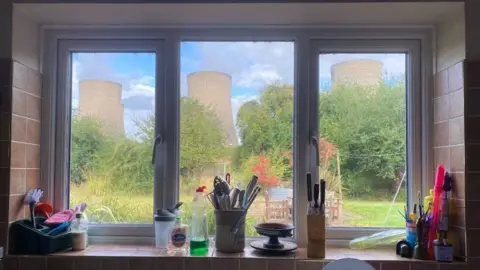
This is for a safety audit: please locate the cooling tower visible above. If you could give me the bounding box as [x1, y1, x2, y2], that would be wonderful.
[78, 79, 125, 136]
[187, 71, 238, 146]
[331, 59, 383, 88]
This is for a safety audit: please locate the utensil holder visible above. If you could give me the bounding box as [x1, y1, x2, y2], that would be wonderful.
[215, 210, 245, 253]
[307, 214, 325, 258]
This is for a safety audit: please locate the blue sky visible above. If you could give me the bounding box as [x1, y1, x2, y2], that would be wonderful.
[71, 43, 405, 137]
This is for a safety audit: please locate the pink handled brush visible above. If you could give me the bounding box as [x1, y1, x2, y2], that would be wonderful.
[428, 164, 445, 257]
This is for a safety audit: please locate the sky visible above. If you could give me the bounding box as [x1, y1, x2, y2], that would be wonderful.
[71, 42, 406, 137]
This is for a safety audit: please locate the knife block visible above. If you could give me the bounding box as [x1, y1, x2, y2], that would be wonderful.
[307, 214, 325, 258]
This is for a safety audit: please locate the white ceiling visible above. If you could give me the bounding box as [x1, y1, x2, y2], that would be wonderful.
[16, 2, 463, 26]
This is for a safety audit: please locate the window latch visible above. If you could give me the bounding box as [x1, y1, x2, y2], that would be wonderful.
[152, 134, 164, 165]
[310, 136, 320, 167]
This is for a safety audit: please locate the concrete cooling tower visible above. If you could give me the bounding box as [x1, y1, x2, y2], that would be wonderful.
[78, 79, 125, 136]
[187, 71, 238, 146]
[331, 59, 383, 88]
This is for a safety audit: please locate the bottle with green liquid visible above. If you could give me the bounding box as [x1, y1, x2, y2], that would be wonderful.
[190, 186, 209, 256]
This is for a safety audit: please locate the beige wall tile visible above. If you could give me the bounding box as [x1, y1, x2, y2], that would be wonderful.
[9, 168, 25, 195]
[0, 113, 11, 141]
[9, 194, 25, 221]
[26, 169, 40, 190]
[452, 227, 466, 258]
[12, 88, 27, 117]
[434, 96, 449, 123]
[451, 172, 465, 200]
[451, 145, 465, 172]
[26, 119, 40, 144]
[435, 69, 448, 98]
[452, 206, 466, 227]
[239, 258, 267, 270]
[26, 94, 41, 120]
[26, 68, 41, 97]
[10, 142, 25, 168]
[449, 89, 464, 118]
[450, 117, 464, 145]
[434, 121, 449, 147]
[0, 142, 9, 168]
[12, 61, 28, 90]
[11, 115, 26, 143]
[449, 61, 465, 92]
[26, 144, 40, 169]
[434, 147, 450, 171]
[212, 258, 239, 270]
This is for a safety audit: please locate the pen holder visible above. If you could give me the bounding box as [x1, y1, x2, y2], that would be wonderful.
[307, 214, 325, 258]
[215, 210, 245, 253]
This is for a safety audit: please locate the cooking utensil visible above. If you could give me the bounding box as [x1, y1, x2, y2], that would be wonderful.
[24, 188, 44, 229]
[307, 173, 312, 206]
[238, 190, 246, 209]
[245, 175, 258, 199]
[313, 183, 319, 209]
[34, 203, 53, 218]
[230, 188, 240, 209]
[225, 173, 231, 185]
[320, 179, 326, 213]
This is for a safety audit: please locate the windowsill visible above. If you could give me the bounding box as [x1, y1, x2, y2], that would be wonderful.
[8, 244, 466, 266]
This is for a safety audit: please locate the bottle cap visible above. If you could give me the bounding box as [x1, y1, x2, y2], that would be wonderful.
[196, 186, 207, 193]
[154, 208, 176, 221]
[75, 212, 82, 218]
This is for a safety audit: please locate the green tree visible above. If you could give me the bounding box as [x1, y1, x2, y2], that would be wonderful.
[70, 115, 109, 185]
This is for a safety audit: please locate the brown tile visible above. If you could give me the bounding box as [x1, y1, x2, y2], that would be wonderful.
[466, 89, 480, 116]
[12, 88, 27, 117]
[11, 115, 26, 143]
[26, 119, 40, 144]
[434, 147, 450, 171]
[296, 260, 324, 270]
[10, 142, 25, 168]
[452, 227, 466, 257]
[212, 258, 239, 270]
[466, 117, 480, 144]
[434, 96, 449, 123]
[267, 259, 295, 270]
[26, 94, 41, 121]
[103, 257, 130, 270]
[0, 222, 7, 252]
[0, 168, 9, 195]
[0, 141, 10, 168]
[451, 206, 465, 228]
[466, 144, 480, 171]
[451, 172, 465, 200]
[365, 261, 380, 270]
[239, 258, 267, 270]
[410, 262, 440, 270]
[75, 257, 103, 270]
[12, 61, 28, 90]
[449, 61, 464, 93]
[10, 169, 25, 195]
[467, 62, 480, 88]
[434, 121, 449, 147]
[467, 229, 480, 257]
[449, 117, 464, 145]
[129, 257, 155, 270]
[435, 69, 448, 98]
[185, 257, 210, 270]
[46, 257, 74, 270]
[26, 68, 41, 97]
[448, 89, 464, 118]
[467, 201, 480, 228]
[0, 195, 8, 222]
[26, 169, 40, 190]
[380, 262, 410, 270]
[0, 112, 11, 141]
[9, 194, 25, 221]
[466, 173, 480, 201]
[450, 145, 465, 172]
[18, 256, 47, 270]
[156, 257, 183, 270]
[3, 256, 19, 270]
[439, 262, 468, 270]
[26, 144, 40, 169]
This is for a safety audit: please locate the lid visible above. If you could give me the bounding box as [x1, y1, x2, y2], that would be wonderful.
[154, 208, 176, 221]
[75, 212, 82, 218]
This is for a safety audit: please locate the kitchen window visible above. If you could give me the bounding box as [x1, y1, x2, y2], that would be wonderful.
[42, 28, 430, 245]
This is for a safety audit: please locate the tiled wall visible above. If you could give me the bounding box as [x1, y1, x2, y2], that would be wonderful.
[433, 60, 466, 259]
[465, 61, 480, 263]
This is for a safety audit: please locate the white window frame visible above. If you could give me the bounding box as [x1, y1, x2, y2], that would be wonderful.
[41, 27, 432, 246]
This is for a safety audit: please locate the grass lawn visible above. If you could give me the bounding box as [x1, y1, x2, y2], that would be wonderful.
[342, 200, 405, 227]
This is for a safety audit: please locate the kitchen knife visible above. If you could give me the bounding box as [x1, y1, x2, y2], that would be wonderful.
[320, 179, 326, 213]
[313, 183, 319, 208]
[307, 173, 312, 205]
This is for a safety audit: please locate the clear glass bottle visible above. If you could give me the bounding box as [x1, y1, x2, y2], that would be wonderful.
[189, 186, 209, 256]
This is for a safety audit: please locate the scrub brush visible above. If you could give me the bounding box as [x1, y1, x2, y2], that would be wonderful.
[24, 188, 44, 229]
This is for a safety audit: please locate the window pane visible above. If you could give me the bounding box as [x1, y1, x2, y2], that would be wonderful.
[180, 42, 294, 236]
[319, 54, 406, 228]
[69, 52, 156, 224]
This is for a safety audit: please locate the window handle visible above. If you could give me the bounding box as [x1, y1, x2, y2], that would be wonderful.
[152, 134, 164, 165]
[310, 136, 320, 167]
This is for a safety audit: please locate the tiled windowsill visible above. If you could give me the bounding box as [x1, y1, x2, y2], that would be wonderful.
[5, 245, 467, 270]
